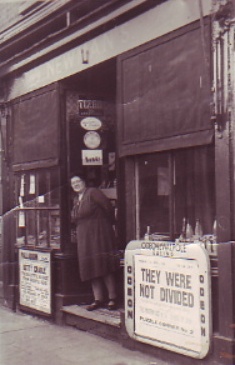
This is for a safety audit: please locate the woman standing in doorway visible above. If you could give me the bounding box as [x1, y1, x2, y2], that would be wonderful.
[71, 174, 119, 311]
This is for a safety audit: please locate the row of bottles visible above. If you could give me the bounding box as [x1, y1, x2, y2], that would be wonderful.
[179, 218, 217, 242]
[144, 219, 217, 242]
[144, 226, 151, 241]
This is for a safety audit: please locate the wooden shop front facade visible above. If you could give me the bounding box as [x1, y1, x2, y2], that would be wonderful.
[1, 1, 235, 364]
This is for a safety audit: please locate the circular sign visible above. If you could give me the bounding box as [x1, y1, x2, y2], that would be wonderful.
[83, 131, 101, 149]
[80, 117, 102, 131]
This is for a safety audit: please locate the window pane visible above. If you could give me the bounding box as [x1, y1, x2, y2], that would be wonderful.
[174, 145, 215, 237]
[50, 210, 60, 248]
[136, 145, 215, 241]
[15, 168, 61, 249]
[49, 169, 60, 208]
[138, 153, 170, 238]
[26, 210, 36, 246]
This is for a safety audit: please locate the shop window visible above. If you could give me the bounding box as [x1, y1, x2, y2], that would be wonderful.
[15, 168, 60, 249]
[137, 152, 170, 239]
[136, 145, 215, 240]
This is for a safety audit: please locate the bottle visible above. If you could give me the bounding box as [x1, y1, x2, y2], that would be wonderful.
[144, 226, 151, 241]
[185, 221, 193, 240]
[213, 219, 217, 238]
[179, 217, 186, 241]
[195, 219, 203, 240]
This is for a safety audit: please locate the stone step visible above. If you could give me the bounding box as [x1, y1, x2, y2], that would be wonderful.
[62, 304, 124, 341]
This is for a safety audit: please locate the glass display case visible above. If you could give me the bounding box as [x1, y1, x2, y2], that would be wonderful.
[15, 167, 60, 249]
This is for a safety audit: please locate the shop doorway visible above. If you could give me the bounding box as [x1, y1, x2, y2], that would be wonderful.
[63, 59, 117, 186]
[63, 59, 119, 247]
[62, 59, 124, 303]
[63, 58, 117, 214]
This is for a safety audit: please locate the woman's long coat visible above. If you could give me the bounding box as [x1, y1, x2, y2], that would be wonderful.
[72, 187, 119, 281]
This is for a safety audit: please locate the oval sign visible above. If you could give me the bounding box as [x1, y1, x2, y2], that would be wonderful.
[80, 117, 102, 131]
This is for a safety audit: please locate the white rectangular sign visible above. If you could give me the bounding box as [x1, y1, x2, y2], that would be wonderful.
[125, 241, 211, 359]
[19, 249, 51, 314]
[135, 255, 200, 351]
[82, 149, 103, 165]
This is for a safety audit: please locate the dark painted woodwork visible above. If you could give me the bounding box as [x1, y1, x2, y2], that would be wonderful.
[124, 157, 136, 243]
[215, 122, 231, 242]
[217, 243, 235, 337]
[117, 19, 212, 157]
[57, 85, 71, 253]
[11, 83, 60, 168]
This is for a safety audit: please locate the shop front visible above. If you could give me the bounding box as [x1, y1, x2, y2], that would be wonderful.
[6, 60, 120, 320]
[1, 0, 235, 364]
[116, 14, 235, 365]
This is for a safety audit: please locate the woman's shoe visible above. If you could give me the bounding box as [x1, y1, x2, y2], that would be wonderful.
[107, 299, 118, 311]
[86, 300, 103, 311]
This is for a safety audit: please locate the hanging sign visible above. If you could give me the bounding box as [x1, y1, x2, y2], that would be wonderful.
[78, 98, 104, 116]
[125, 241, 211, 359]
[80, 117, 102, 131]
[83, 131, 101, 149]
[82, 150, 103, 165]
[19, 249, 52, 315]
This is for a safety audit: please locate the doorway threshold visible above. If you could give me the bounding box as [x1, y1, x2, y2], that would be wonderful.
[62, 304, 121, 327]
[62, 304, 124, 341]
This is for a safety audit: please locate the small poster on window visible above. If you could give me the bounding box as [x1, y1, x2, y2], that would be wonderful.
[37, 195, 45, 203]
[18, 211, 25, 227]
[108, 152, 115, 171]
[20, 174, 25, 197]
[19, 196, 23, 208]
[29, 174, 36, 195]
[157, 167, 170, 196]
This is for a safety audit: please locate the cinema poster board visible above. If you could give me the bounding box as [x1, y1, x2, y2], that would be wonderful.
[19, 249, 52, 315]
[125, 240, 211, 359]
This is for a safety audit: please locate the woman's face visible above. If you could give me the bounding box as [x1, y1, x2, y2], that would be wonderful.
[71, 176, 86, 193]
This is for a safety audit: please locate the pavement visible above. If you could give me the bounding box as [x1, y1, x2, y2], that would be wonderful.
[0, 306, 167, 365]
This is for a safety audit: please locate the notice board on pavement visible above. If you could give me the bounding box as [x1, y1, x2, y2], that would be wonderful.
[125, 240, 211, 359]
[19, 249, 52, 315]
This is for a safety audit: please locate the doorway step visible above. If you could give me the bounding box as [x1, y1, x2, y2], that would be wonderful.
[62, 304, 124, 341]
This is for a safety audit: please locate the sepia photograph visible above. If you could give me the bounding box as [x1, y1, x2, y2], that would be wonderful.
[0, 0, 234, 364]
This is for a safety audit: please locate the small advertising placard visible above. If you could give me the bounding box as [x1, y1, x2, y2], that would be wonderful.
[19, 249, 51, 315]
[125, 241, 211, 359]
[82, 149, 103, 165]
[77, 98, 104, 117]
[83, 131, 101, 149]
[80, 116, 102, 130]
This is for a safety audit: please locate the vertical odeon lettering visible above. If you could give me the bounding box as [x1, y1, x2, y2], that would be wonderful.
[127, 266, 132, 273]
[200, 274, 206, 336]
[127, 265, 133, 319]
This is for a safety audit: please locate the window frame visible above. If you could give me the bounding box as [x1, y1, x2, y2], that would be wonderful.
[134, 145, 215, 241]
[15, 167, 61, 250]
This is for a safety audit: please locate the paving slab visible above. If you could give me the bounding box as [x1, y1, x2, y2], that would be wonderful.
[0, 306, 167, 365]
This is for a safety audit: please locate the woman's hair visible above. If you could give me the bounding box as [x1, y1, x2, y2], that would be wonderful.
[70, 171, 86, 182]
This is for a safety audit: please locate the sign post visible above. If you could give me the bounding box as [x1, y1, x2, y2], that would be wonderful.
[125, 240, 211, 359]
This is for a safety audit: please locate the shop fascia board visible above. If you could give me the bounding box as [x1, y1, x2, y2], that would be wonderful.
[0, 0, 122, 66]
[4, 0, 213, 101]
[0, 0, 71, 44]
[0, 0, 135, 72]
[0, 0, 154, 78]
